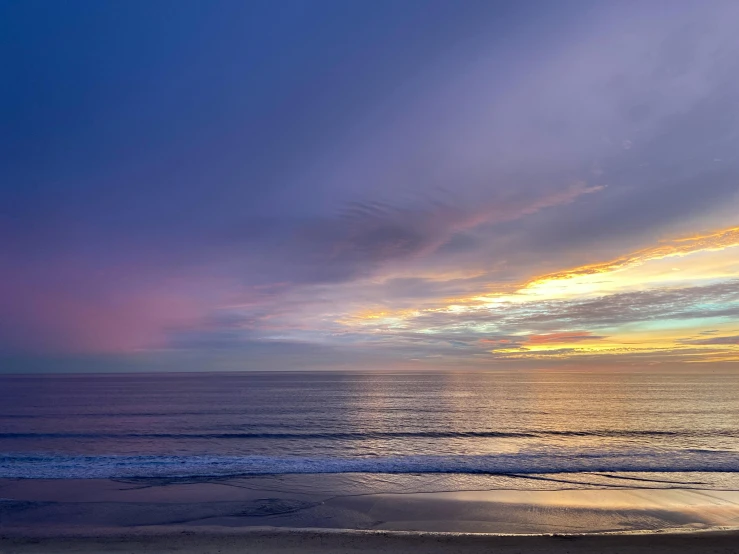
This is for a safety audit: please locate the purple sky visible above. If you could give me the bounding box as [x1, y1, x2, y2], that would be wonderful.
[2, 0, 739, 372]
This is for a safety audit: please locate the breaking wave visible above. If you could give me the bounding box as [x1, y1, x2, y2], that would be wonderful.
[2, 449, 738, 479]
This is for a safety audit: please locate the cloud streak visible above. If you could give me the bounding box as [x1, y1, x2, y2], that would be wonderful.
[525, 227, 739, 288]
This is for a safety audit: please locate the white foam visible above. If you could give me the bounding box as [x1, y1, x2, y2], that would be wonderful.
[2, 449, 738, 479]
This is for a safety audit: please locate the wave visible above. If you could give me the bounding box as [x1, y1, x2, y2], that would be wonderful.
[2, 449, 738, 479]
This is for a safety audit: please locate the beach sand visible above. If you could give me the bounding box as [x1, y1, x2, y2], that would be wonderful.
[3, 476, 739, 552]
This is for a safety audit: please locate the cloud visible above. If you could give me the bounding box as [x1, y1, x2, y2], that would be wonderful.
[268, 182, 603, 285]
[477, 331, 606, 351]
[509, 280, 739, 329]
[526, 227, 739, 288]
[678, 335, 739, 345]
[525, 331, 606, 345]
[343, 279, 739, 355]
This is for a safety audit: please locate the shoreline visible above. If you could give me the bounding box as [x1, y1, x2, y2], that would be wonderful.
[4, 522, 739, 538]
[4, 477, 739, 535]
[4, 476, 739, 552]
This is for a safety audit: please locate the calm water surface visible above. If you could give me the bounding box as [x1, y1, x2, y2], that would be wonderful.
[1, 371, 738, 481]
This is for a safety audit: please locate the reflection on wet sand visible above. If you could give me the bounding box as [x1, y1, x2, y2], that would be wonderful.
[332, 488, 739, 534]
[3, 477, 739, 535]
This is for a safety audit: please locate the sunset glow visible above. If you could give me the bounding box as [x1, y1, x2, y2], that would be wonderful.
[3, 0, 739, 372]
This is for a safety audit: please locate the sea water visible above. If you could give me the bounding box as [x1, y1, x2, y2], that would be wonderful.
[1, 371, 738, 487]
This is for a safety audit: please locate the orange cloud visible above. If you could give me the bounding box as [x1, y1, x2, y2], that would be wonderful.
[527, 226, 739, 287]
[525, 331, 605, 345]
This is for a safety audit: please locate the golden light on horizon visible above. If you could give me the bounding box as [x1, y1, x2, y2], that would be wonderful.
[335, 224, 739, 364]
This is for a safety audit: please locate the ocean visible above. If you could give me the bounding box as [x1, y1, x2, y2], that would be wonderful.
[2, 371, 739, 487]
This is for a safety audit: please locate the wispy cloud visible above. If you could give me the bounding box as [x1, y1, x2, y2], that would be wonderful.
[273, 182, 604, 285]
[525, 331, 606, 345]
[678, 335, 739, 345]
[525, 227, 739, 288]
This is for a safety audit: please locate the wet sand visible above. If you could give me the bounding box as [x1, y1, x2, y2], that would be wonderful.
[3, 477, 739, 533]
[2, 476, 739, 552]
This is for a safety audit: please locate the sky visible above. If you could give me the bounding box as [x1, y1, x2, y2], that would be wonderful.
[2, 0, 739, 373]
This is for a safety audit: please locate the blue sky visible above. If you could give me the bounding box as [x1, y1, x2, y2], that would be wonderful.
[2, 0, 739, 372]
